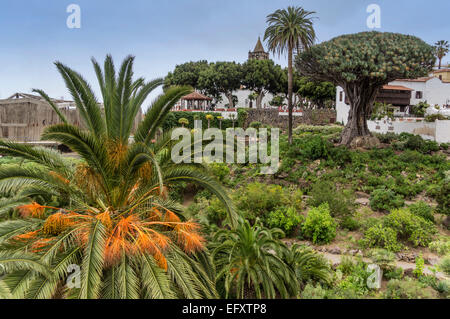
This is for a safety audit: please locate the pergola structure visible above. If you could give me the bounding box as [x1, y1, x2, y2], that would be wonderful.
[180, 92, 212, 111]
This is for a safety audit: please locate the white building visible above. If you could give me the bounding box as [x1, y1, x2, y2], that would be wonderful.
[336, 77, 450, 124]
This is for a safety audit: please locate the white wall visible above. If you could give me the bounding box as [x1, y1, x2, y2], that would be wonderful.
[367, 119, 450, 143]
[436, 120, 450, 143]
[336, 86, 350, 124]
[390, 78, 450, 106]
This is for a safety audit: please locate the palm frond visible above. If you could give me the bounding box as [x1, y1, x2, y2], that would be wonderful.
[79, 221, 107, 299]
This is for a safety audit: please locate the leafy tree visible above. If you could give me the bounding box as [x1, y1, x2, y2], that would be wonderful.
[265, 6, 316, 144]
[198, 62, 243, 108]
[296, 77, 335, 109]
[164, 60, 209, 91]
[0, 55, 235, 299]
[212, 219, 298, 299]
[269, 95, 286, 107]
[296, 32, 435, 146]
[435, 40, 449, 69]
[241, 59, 284, 109]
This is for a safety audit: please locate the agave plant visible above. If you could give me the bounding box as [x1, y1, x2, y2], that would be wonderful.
[0, 55, 235, 299]
[212, 219, 299, 299]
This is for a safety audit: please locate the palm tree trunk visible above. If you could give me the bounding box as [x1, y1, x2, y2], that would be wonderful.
[288, 44, 294, 145]
[439, 57, 442, 69]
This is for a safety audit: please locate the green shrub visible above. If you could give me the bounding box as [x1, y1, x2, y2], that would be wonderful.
[266, 207, 304, 237]
[436, 172, 450, 216]
[383, 209, 437, 247]
[433, 280, 450, 296]
[235, 183, 284, 221]
[163, 111, 233, 130]
[413, 255, 425, 279]
[368, 248, 396, 271]
[301, 284, 328, 299]
[249, 121, 262, 129]
[425, 114, 448, 122]
[408, 201, 435, 223]
[302, 204, 337, 244]
[384, 279, 438, 299]
[308, 181, 355, 219]
[362, 224, 403, 252]
[399, 133, 440, 154]
[440, 256, 450, 276]
[235, 183, 302, 222]
[301, 136, 331, 161]
[369, 188, 404, 212]
[410, 102, 429, 117]
[334, 260, 372, 298]
[340, 216, 360, 231]
[384, 267, 404, 280]
[208, 162, 230, 182]
[429, 239, 450, 256]
[337, 256, 356, 276]
[374, 132, 398, 144]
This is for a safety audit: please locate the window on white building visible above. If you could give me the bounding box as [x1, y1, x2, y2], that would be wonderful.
[415, 91, 423, 99]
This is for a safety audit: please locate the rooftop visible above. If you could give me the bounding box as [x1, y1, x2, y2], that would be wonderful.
[382, 85, 413, 91]
[253, 37, 266, 53]
[181, 91, 212, 101]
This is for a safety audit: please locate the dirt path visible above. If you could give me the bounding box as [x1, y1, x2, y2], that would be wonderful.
[319, 252, 448, 280]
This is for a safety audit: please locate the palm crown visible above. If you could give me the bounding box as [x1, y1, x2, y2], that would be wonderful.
[264, 6, 316, 145]
[0, 55, 235, 299]
[435, 40, 449, 69]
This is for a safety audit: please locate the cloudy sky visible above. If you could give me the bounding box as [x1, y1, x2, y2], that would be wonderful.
[0, 0, 449, 105]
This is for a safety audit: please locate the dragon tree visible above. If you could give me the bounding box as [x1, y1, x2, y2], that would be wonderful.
[296, 32, 435, 146]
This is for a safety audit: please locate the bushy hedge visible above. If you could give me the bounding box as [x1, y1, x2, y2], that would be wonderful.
[369, 188, 405, 212]
[162, 111, 235, 130]
[384, 279, 438, 299]
[362, 208, 437, 252]
[302, 204, 337, 244]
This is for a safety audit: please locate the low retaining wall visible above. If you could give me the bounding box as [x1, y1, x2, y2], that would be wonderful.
[368, 119, 450, 143]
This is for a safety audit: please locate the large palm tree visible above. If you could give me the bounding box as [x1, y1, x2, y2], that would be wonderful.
[0, 55, 235, 299]
[435, 40, 449, 69]
[264, 6, 316, 144]
[212, 219, 298, 299]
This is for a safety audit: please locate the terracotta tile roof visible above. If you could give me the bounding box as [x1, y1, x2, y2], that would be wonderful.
[382, 85, 413, 91]
[395, 77, 434, 82]
[181, 91, 212, 101]
[433, 68, 450, 74]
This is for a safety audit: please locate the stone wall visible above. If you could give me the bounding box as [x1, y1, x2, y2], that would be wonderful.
[242, 109, 336, 129]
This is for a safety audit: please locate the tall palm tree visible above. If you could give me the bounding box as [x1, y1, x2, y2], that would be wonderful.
[264, 6, 316, 144]
[435, 40, 449, 69]
[0, 55, 235, 299]
[212, 219, 298, 299]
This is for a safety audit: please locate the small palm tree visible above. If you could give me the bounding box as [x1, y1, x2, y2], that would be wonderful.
[205, 114, 214, 129]
[435, 40, 449, 69]
[230, 114, 237, 129]
[264, 6, 316, 144]
[282, 244, 332, 287]
[178, 117, 189, 128]
[217, 116, 224, 130]
[0, 55, 236, 299]
[212, 219, 298, 299]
